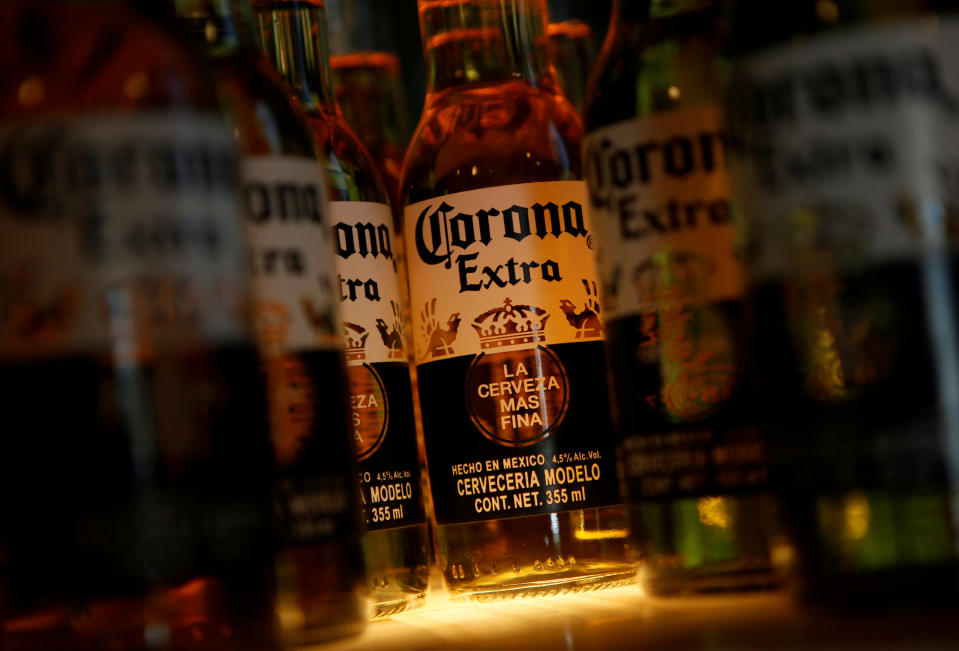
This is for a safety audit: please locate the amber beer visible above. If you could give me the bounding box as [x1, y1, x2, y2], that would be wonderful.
[173, 0, 369, 641]
[583, 0, 783, 593]
[403, 0, 634, 598]
[0, 2, 278, 648]
[726, 0, 959, 606]
[254, 0, 431, 617]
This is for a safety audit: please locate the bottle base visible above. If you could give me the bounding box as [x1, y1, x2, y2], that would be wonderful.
[447, 563, 638, 601]
[371, 591, 428, 618]
[639, 560, 784, 596]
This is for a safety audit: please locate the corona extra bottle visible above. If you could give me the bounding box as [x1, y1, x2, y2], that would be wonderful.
[0, 2, 277, 648]
[174, 0, 368, 641]
[726, 0, 959, 607]
[254, 0, 431, 617]
[583, 0, 784, 594]
[403, 0, 634, 599]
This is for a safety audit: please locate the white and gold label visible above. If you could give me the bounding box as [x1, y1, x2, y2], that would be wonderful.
[243, 156, 340, 353]
[0, 115, 248, 361]
[331, 201, 408, 364]
[404, 181, 604, 365]
[727, 18, 959, 280]
[584, 106, 743, 318]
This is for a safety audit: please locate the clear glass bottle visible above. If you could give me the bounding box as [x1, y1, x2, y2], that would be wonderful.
[254, 0, 431, 617]
[173, 0, 369, 642]
[582, 0, 785, 594]
[0, 2, 278, 648]
[402, 0, 634, 600]
[725, 0, 959, 608]
[326, 0, 435, 572]
[547, 0, 595, 113]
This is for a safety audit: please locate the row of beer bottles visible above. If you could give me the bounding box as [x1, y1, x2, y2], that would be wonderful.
[1, 3, 957, 650]
[584, 0, 959, 607]
[0, 0, 430, 648]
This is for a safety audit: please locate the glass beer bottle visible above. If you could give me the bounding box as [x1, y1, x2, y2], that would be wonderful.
[583, 0, 784, 594]
[173, 0, 368, 642]
[725, 0, 959, 607]
[254, 0, 431, 617]
[402, 0, 634, 599]
[0, 1, 278, 648]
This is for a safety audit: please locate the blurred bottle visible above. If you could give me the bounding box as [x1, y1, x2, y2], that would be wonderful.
[547, 0, 596, 113]
[0, 2, 279, 649]
[725, 0, 959, 607]
[173, 0, 369, 642]
[254, 0, 431, 617]
[325, 0, 432, 560]
[402, 0, 634, 599]
[583, 0, 784, 594]
[326, 0, 412, 210]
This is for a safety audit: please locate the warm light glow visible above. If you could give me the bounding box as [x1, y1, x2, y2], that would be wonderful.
[667, 85, 681, 101]
[815, 0, 840, 23]
[842, 492, 870, 541]
[123, 72, 150, 101]
[698, 496, 730, 528]
[17, 77, 44, 107]
[573, 528, 629, 541]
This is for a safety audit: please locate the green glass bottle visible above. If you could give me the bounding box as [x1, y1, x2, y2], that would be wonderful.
[725, 0, 959, 607]
[254, 0, 432, 618]
[583, 0, 786, 594]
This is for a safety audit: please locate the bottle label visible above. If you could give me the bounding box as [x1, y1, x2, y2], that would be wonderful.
[583, 107, 742, 317]
[0, 115, 248, 361]
[584, 108, 768, 500]
[726, 18, 959, 280]
[0, 115, 273, 595]
[404, 181, 621, 524]
[727, 19, 959, 492]
[331, 201, 426, 530]
[242, 157, 358, 546]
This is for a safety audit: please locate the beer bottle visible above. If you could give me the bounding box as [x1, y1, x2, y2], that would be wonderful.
[326, 0, 435, 568]
[725, 0, 959, 607]
[254, 0, 432, 617]
[403, 0, 634, 598]
[173, 0, 368, 641]
[0, 2, 277, 648]
[583, 0, 784, 594]
[547, 0, 596, 113]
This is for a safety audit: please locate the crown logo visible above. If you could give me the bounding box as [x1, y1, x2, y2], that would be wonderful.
[471, 298, 549, 349]
[344, 321, 369, 361]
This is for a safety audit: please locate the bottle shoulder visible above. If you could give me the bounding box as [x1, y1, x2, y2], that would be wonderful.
[0, 3, 221, 119]
[401, 80, 583, 206]
[585, 16, 725, 133]
[213, 53, 317, 158]
[305, 106, 390, 204]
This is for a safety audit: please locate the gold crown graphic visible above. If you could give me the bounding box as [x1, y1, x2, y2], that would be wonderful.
[471, 298, 549, 349]
[344, 321, 369, 361]
[633, 251, 714, 307]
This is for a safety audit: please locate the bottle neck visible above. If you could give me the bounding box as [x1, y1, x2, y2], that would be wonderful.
[419, 0, 553, 93]
[174, 0, 259, 57]
[253, 0, 336, 111]
[612, 0, 716, 21]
